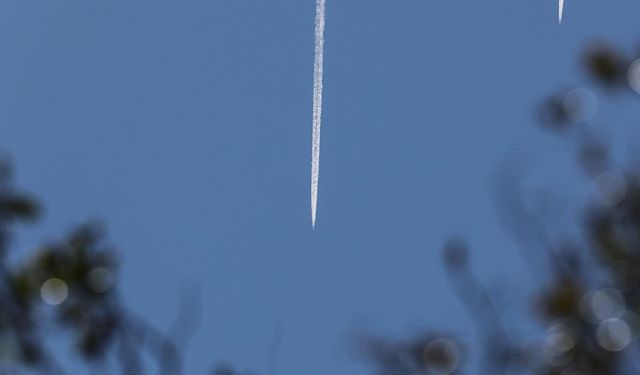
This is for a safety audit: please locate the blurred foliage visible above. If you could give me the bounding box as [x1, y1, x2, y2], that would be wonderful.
[0, 160, 185, 374]
[360, 39, 640, 374]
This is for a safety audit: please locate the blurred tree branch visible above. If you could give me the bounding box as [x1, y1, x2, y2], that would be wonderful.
[0, 160, 200, 375]
[360, 37, 640, 375]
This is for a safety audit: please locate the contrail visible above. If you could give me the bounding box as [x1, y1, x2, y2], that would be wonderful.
[310, 0, 326, 228]
[558, 0, 564, 24]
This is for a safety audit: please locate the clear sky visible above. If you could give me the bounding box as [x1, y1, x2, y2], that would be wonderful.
[3, 0, 640, 374]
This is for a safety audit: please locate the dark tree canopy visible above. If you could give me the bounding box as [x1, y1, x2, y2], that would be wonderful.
[0, 161, 188, 375]
[359, 38, 640, 375]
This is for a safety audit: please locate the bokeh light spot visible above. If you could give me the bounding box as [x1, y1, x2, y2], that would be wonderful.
[422, 338, 460, 375]
[40, 278, 68, 305]
[596, 318, 632, 352]
[627, 59, 640, 94]
[580, 289, 625, 323]
[592, 171, 627, 207]
[542, 331, 574, 366]
[87, 267, 113, 293]
[562, 88, 598, 122]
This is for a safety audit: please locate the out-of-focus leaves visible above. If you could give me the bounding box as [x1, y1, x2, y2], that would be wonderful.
[211, 364, 238, 375]
[583, 45, 629, 89]
[443, 237, 468, 271]
[0, 162, 190, 374]
[18, 339, 41, 366]
[538, 94, 575, 130]
[9, 272, 38, 304]
[538, 88, 598, 131]
[579, 137, 610, 177]
[0, 195, 40, 221]
[79, 322, 116, 359]
[359, 35, 640, 375]
[357, 332, 464, 375]
[418, 337, 462, 374]
[536, 278, 582, 319]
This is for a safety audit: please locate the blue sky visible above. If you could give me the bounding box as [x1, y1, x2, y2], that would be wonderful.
[3, 0, 640, 373]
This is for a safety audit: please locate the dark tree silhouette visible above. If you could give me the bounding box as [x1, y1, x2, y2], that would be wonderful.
[359, 38, 640, 375]
[0, 160, 193, 374]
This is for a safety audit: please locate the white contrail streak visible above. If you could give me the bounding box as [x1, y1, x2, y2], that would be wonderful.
[311, 0, 326, 228]
[558, 0, 564, 24]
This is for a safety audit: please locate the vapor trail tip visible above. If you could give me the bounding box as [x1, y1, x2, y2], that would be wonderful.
[558, 0, 564, 24]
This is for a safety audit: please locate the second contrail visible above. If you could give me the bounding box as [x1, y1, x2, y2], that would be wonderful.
[311, 0, 326, 228]
[559, 0, 564, 23]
